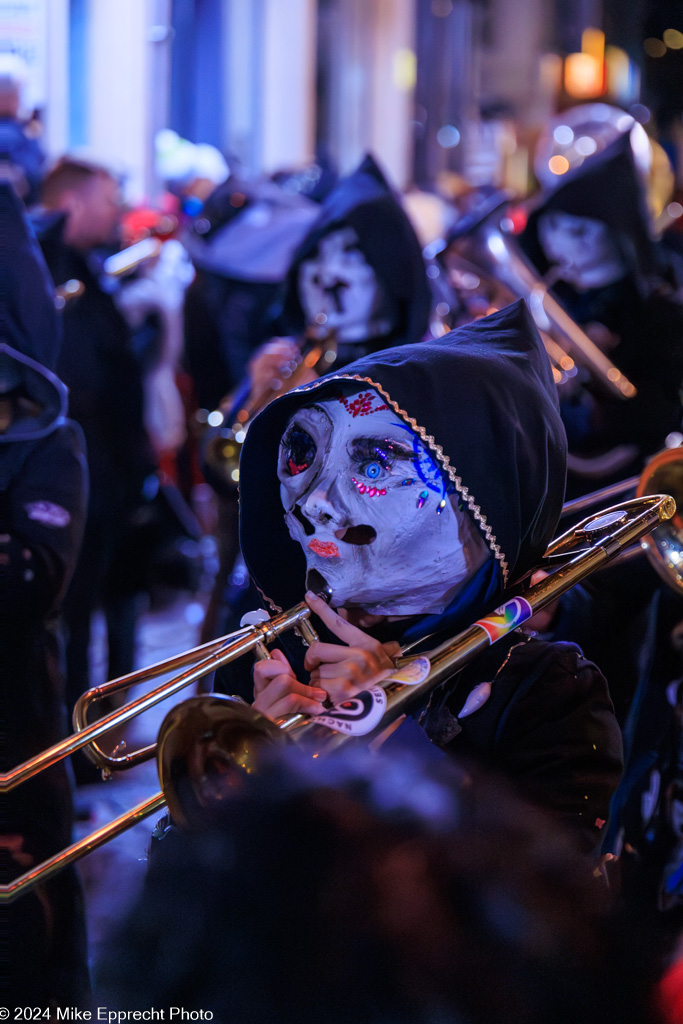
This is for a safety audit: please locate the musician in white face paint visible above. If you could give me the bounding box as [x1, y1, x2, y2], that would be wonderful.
[297, 226, 399, 346]
[237, 301, 624, 853]
[277, 388, 489, 617]
[245, 155, 432, 406]
[279, 153, 432, 361]
[537, 211, 627, 291]
[519, 131, 683, 500]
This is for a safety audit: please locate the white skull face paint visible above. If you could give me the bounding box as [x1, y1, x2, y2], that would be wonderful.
[277, 388, 490, 615]
[538, 211, 627, 290]
[298, 226, 397, 344]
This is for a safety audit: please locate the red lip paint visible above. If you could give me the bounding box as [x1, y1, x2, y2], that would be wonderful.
[308, 539, 341, 558]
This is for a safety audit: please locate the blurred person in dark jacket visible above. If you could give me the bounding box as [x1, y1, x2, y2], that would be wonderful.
[1, 183, 89, 1004]
[34, 158, 156, 740]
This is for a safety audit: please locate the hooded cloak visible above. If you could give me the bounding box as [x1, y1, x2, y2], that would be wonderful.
[240, 299, 566, 627]
[1, 186, 89, 1005]
[1, 182, 62, 368]
[520, 132, 657, 281]
[279, 154, 432, 355]
[518, 133, 683, 486]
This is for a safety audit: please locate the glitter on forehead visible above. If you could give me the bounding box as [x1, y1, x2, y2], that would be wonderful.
[338, 392, 389, 418]
[326, 373, 510, 584]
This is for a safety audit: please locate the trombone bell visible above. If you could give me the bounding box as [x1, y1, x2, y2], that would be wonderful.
[636, 447, 683, 593]
[158, 695, 290, 829]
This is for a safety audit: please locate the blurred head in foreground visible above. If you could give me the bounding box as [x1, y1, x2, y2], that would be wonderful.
[99, 749, 662, 1024]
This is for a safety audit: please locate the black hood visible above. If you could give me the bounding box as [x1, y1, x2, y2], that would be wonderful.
[1, 183, 62, 369]
[520, 133, 657, 280]
[280, 154, 432, 346]
[0, 342, 68, 443]
[239, 300, 567, 617]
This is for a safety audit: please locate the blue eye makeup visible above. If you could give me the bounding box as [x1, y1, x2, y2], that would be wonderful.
[349, 437, 414, 475]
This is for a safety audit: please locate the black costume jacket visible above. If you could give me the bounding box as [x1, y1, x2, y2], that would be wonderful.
[34, 211, 153, 514]
[238, 300, 623, 854]
[1, 185, 89, 1002]
[1, 343, 87, 788]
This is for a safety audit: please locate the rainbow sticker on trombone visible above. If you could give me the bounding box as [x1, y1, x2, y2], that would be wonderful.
[475, 597, 533, 643]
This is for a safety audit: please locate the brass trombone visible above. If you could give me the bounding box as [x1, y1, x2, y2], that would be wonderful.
[561, 446, 683, 595]
[102, 237, 163, 277]
[51, 238, 163, 312]
[0, 492, 675, 902]
[443, 212, 637, 400]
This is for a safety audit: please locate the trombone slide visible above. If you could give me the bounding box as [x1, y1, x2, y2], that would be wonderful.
[452, 221, 637, 400]
[1, 794, 166, 903]
[0, 603, 316, 793]
[278, 495, 674, 755]
[157, 495, 675, 831]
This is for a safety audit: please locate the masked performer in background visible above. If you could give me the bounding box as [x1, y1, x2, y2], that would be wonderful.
[519, 135, 683, 917]
[519, 131, 683, 499]
[236, 300, 623, 856]
[203, 154, 432, 656]
[1, 183, 89, 1004]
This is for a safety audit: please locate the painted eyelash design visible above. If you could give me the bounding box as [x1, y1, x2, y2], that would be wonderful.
[347, 432, 457, 512]
[348, 437, 416, 467]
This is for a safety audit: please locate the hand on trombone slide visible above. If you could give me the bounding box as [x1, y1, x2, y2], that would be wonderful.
[252, 591, 401, 719]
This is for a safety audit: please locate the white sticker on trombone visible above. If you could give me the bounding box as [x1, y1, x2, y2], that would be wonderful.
[383, 656, 431, 686]
[475, 597, 533, 643]
[315, 686, 387, 736]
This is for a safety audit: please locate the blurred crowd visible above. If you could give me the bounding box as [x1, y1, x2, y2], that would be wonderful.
[2, 50, 683, 1022]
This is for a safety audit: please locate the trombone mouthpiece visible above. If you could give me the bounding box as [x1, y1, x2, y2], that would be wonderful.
[306, 569, 333, 604]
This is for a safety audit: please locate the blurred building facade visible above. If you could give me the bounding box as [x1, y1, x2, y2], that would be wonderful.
[1, 0, 681, 200]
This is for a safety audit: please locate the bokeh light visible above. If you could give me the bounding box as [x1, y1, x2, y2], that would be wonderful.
[663, 28, 683, 49]
[548, 155, 570, 175]
[643, 38, 667, 58]
[436, 124, 461, 148]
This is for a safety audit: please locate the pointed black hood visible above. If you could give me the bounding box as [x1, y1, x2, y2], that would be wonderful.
[280, 154, 432, 346]
[239, 300, 567, 617]
[1, 183, 62, 369]
[520, 132, 657, 280]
